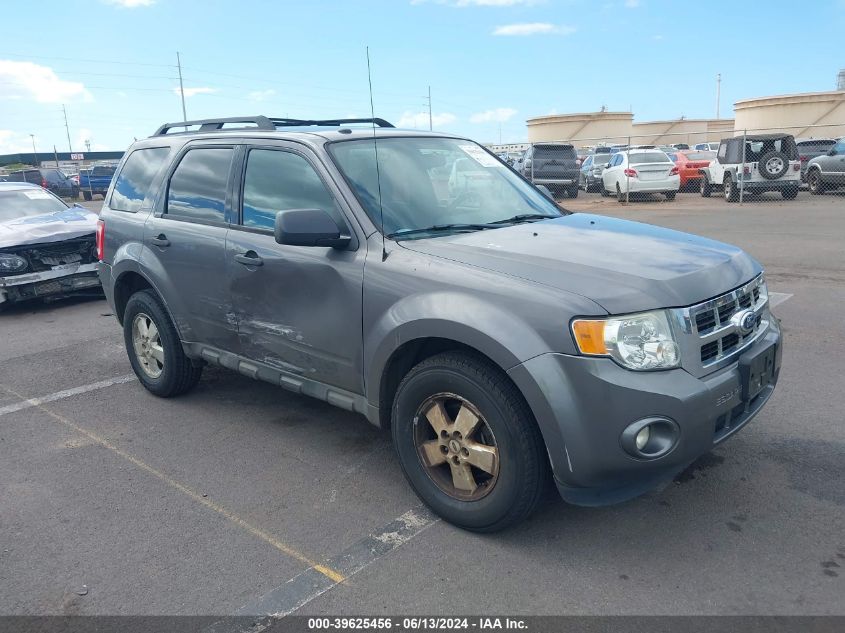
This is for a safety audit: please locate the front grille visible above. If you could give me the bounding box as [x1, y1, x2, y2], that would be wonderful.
[675, 275, 769, 376]
[3, 237, 96, 275]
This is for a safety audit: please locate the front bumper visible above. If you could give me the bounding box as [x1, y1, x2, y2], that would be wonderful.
[507, 319, 782, 506]
[0, 263, 100, 304]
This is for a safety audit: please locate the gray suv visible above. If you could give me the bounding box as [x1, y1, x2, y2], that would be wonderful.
[806, 138, 845, 194]
[513, 143, 580, 199]
[98, 116, 782, 531]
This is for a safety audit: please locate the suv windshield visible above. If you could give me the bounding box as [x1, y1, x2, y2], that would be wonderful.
[0, 189, 68, 222]
[329, 137, 563, 238]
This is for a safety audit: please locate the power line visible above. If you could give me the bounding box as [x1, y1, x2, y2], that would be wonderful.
[0, 51, 176, 68]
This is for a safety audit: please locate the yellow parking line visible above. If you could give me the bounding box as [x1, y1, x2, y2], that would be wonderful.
[0, 382, 345, 584]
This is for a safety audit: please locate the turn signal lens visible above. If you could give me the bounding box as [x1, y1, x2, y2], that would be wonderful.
[571, 320, 608, 355]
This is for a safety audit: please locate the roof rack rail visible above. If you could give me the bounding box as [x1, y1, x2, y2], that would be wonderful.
[154, 116, 276, 136]
[267, 117, 394, 128]
[153, 116, 394, 136]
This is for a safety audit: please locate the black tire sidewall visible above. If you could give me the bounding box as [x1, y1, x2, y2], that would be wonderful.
[123, 291, 186, 396]
[808, 171, 823, 194]
[392, 359, 537, 530]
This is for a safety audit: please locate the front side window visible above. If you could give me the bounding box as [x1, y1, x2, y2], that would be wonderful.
[166, 148, 233, 222]
[832, 141, 845, 155]
[329, 137, 562, 238]
[111, 147, 171, 212]
[241, 149, 337, 230]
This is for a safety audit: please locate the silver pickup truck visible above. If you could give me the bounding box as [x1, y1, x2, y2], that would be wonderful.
[97, 116, 782, 531]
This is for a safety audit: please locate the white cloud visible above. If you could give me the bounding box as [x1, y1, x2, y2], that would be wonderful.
[0, 60, 91, 103]
[102, 0, 155, 7]
[397, 111, 457, 128]
[174, 86, 216, 98]
[0, 130, 37, 154]
[247, 89, 276, 102]
[492, 22, 575, 36]
[470, 108, 518, 124]
[624, 0, 640, 7]
[412, 0, 543, 6]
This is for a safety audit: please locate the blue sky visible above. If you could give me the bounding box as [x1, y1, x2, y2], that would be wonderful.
[1, 0, 843, 154]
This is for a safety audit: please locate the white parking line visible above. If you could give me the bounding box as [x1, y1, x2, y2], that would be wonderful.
[769, 292, 793, 309]
[0, 374, 136, 417]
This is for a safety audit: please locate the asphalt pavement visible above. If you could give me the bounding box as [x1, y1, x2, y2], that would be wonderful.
[1, 190, 842, 617]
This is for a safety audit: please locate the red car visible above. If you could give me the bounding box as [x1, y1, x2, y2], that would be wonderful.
[667, 150, 716, 190]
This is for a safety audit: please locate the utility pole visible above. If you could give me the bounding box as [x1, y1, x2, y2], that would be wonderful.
[62, 104, 73, 152]
[29, 134, 38, 166]
[427, 86, 432, 131]
[85, 139, 91, 153]
[176, 51, 187, 123]
[716, 73, 721, 119]
[53, 145, 60, 167]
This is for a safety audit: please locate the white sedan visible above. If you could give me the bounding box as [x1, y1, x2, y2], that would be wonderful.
[601, 149, 680, 202]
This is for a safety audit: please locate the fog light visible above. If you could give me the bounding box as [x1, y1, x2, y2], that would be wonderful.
[621, 417, 679, 459]
[635, 426, 650, 451]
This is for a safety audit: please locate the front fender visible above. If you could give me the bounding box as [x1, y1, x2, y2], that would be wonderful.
[364, 290, 555, 406]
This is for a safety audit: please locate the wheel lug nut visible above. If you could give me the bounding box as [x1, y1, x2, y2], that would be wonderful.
[461, 448, 469, 457]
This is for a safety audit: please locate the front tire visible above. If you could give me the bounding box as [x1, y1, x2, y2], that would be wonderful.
[391, 351, 549, 532]
[83, 191, 92, 201]
[664, 191, 676, 201]
[123, 289, 202, 397]
[567, 185, 579, 199]
[700, 177, 712, 197]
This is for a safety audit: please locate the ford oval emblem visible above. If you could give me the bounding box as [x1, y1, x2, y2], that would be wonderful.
[731, 309, 757, 335]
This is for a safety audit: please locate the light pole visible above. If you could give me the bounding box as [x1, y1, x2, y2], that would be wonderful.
[29, 134, 38, 166]
[716, 73, 721, 119]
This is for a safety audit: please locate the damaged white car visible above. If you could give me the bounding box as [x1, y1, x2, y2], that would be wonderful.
[0, 182, 101, 309]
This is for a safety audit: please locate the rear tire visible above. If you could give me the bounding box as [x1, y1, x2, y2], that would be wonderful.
[123, 289, 202, 397]
[724, 174, 738, 202]
[391, 351, 549, 532]
[567, 185, 579, 199]
[664, 191, 676, 201]
[807, 170, 825, 195]
[600, 183, 609, 197]
[616, 183, 625, 203]
[83, 191, 92, 201]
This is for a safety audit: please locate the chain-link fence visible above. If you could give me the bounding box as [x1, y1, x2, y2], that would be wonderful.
[496, 122, 845, 205]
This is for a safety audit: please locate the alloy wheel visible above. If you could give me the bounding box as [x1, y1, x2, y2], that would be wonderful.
[413, 393, 499, 501]
[131, 312, 164, 378]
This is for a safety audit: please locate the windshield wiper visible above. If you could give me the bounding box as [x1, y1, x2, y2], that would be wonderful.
[387, 223, 497, 239]
[490, 213, 560, 225]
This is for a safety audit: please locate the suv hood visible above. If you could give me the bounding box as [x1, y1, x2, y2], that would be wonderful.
[0, 208, 98, 249]
[399, 214, 761, 314]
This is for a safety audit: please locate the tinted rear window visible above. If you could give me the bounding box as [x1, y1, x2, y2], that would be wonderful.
[796, 140, 835, 152]
[166, 148, 233, 222]
[110, 147, 170, 212]
[630, 152, 671, 164]
[685, 152, 715, 161]
[534, 145, 576, 159]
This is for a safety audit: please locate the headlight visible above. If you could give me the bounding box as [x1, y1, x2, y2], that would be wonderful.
[0, 253, 28, 273]
[571, 310, 680, 370]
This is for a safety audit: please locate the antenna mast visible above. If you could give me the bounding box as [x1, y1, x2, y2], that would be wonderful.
[366, 47, 388, 262]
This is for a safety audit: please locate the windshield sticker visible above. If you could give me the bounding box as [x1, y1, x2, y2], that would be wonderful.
[458, 145, 501, 168]
[23, 190, 54, 200]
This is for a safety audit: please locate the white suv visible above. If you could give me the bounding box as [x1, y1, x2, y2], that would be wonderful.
[700, 134, 801, 201]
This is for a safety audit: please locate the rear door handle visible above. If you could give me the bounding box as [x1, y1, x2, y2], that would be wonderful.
[150, 234, 170, 247]
[234, 251, 263, 267]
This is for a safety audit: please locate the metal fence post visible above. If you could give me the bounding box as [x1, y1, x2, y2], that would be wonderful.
[626, 135, 631, 204]
[740, 128, 747, 205]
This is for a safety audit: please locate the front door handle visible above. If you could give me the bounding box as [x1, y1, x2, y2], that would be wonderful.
[150, 234, 170, 247]
[234, 251, 263, 267]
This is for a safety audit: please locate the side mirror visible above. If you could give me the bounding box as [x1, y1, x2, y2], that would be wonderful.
[535, 185, 555, 200]
[274, 208, 351, 248]
[828, 148, 837, 156]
